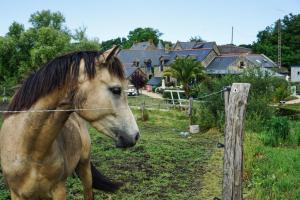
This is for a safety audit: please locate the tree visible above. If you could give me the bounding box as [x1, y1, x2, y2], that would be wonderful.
[6, 22, 24, 39]
[253, 13, 300, 68]
[124, 27, 162, 48]
[29, 10, 66, 31]
[130, 72, 147, 95]
[101, 37, 127, 51]
[190, 36, 205, 42]
[0, 10, 102, 90]
[28, 27, 71, 72]
[72, 26, 87, 41]
[70, 26, 101, 51]
[164, 57, 204, 96]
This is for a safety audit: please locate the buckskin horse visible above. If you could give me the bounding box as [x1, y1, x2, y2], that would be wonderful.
[0, 46, 140, 200]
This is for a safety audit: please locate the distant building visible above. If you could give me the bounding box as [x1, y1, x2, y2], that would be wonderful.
[206, 54, 277, 75]
[117, 40, 280, 84]
[130, 41, 157, 50]
[218, 44, 252, 54]
[291, 66, 300, 82]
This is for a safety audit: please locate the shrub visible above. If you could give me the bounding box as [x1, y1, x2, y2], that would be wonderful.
[259, 130, 279, 147]
[288, 122, 300, 146]
[192, 102, 215, 131]
[191, 68, 288, 132]
[267, 116, 290, 141]
[260, 116, 290, 147]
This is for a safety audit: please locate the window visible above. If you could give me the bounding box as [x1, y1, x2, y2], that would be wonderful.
[240, 61, 245, 68]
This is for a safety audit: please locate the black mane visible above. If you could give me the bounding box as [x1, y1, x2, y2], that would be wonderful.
[6, 51, 125, 116]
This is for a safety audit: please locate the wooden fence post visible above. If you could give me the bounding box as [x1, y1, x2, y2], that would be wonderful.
[188, 97, 193, 126]
[141, 100, 145, 120]
[224, 86, 230, 118]
[222, 83, 250, 200]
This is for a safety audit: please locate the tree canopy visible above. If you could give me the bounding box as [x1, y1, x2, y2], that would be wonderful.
[190, 36, 205, 42]
[101, 27, 163, 50]
[29, 10, 66, 31]
[253, 13, 300, 68]
[0, 10, 101, 92]
[164, 57, 204, 96]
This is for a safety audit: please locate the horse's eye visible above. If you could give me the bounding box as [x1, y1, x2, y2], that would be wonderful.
[110, 87, 122, 95]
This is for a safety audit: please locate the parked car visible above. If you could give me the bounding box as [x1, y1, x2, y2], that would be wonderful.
[126, 85, 138, 96]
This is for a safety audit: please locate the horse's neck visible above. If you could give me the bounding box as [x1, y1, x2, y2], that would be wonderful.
[22, 89, 73, 160]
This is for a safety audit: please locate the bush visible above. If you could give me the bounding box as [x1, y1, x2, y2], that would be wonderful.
[267, 116, 290, 140]
[260, 116, 290, 147]
[191, 68, 288, 132]
[192, 102, 215, 131]
[288, 122, 300, 146]
[259, 130, 279, 147]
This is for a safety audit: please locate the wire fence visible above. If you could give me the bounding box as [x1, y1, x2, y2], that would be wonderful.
[0, 88, 227, 114]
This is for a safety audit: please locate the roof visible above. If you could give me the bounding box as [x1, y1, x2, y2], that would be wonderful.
[173, 41, 217, 50]
[173, 41, 196, 50]
[130, 41, 156, 50]
[124, 67, 146, 79]
[206, 56, 239, 74]
[165, 49, 212, 64]
[193, 41, 216, 49]
[124, 67, 138, 78]
[118, 49, 165, 66]
[246, 54, 277, 68]
[147, 77, 162, 86]
[218, 44, 252, 54]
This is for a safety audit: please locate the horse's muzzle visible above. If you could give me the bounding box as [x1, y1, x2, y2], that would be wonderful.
[116, 132, 140, 148]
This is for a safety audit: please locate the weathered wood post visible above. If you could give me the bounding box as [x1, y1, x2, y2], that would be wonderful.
[188, 97, 193, 126]
[141, 100, 145, 120]
[224, 86, 230, 118]
[222, 83, 251, 200]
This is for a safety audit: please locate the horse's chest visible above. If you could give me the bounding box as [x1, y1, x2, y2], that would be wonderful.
[3, 150, 66, 198]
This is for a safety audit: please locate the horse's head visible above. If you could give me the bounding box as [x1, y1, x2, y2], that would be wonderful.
[74, 46, 139, 148]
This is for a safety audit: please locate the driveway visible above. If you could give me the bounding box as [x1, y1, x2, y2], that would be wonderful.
[140, 90, 163, 99]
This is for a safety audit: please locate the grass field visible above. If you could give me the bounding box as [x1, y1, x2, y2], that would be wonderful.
[0, 108, 223, 200]
[244, 124, 300, 200]
[3, 95, 300, 199]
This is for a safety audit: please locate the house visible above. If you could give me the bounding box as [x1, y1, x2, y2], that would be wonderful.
[218, 44, 252, 54]
[291, 66, 300, 82]
[124, 67, 147, 85]
[118, 48, 164, 79]
[206, 54, 278, 75]
[146, 77, 162, 92]
[117, 41, 280, 86]
[130, 41, 157, 50]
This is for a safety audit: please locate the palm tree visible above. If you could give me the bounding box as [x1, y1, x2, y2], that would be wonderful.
[164, 57, 204, 96]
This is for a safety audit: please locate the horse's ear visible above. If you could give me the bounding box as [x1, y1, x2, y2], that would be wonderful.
[102, 45, 120, 62]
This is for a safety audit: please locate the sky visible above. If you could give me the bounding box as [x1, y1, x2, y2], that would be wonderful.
[0, 0, 299, 45]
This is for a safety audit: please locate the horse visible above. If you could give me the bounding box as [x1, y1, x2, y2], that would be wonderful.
[0, 46, 140, 200]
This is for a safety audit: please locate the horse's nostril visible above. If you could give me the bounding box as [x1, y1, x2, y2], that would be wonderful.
[135, 132, 140, 141]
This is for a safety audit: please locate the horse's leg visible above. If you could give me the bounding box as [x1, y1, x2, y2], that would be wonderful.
[77, 161, 93, 200]
[52, 182, 66, 200]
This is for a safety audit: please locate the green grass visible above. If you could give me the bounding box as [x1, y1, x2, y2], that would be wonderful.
[244, 131, 300, 200]
[0, 109, 222, 200]
[127, 94, 171, 110]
